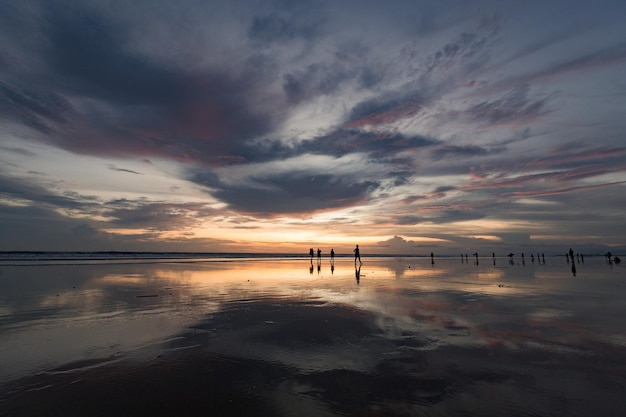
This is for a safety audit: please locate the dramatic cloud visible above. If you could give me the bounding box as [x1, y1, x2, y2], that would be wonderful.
[1, 0, 625, 253]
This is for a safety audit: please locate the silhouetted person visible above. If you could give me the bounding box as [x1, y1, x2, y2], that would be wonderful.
[354, 245, 362, 264]
[317, 248, 322, 260]
[581, 253, 584, 263]
[531, 253, 535, 263]
[473, 252, 479, 265]
[330, 248, 335, 263]
[576, 253, 580, 263]
[461, 254, 464, 263]
[569, 248, 574, 263]
[431, 252, 434, 265]
[309, 248, 314, 263]
[542, 253, 545, 264]
[615, 256, 621, 264]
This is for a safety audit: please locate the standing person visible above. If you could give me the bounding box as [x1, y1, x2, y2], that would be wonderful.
[317, 248, 322, 263]
[354, 244, 361, 264]
[330, 249, 335, 263]
[309, 248, 314, 263]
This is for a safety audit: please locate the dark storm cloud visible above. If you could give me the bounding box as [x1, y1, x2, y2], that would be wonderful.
[229, 129, 438, 166]
[305, 129, 438, 159]
[0, 82, 76, 134]
[41, 3, 179, 105]
[423, 31, 489, 75]
[283, 62, 356, 104]
[193, 171, 378, 215]
[347, 94, 424, 128]
[281, 39, 379, 105]
[465, 85, 550, 125]
[248, 11, 323, 44]
[489, 41, 626, 92]
[1, 1, 275, 164]
[0, 175, 94, 211]
[431, 144, 505, 160]
[106, 201, 214, 231]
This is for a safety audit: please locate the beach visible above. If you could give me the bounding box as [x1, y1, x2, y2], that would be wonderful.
[1, 254, 625, 416]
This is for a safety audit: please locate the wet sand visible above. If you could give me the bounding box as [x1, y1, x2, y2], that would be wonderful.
[1, 256, 625, 416]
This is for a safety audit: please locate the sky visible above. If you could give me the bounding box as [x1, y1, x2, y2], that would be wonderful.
[1, 0, 626, 255]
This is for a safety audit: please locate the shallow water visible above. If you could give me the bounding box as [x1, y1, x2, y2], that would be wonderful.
[1, 256, 625, 416]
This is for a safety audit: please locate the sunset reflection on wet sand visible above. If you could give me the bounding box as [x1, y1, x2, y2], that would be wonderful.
[1, 256, 625, 416]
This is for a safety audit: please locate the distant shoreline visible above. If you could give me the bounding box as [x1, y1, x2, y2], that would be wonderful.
[0, 250, 619, 262]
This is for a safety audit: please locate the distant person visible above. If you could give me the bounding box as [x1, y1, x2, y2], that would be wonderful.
[317, 248, 322, 263]
[330, 249, 335, 262]
[430, 252, 434, 265]
[354, 244, 362, 264]
[569, 248, 574, 262]
[309, 248, 314, 262]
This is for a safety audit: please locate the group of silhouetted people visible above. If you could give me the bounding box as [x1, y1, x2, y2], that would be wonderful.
[308, 245, 362, 283]
[308, 245, 361, 265]
[310, 247, 335, 263]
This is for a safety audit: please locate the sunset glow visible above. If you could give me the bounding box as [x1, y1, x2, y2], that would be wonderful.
[1, 1, 625, 254]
